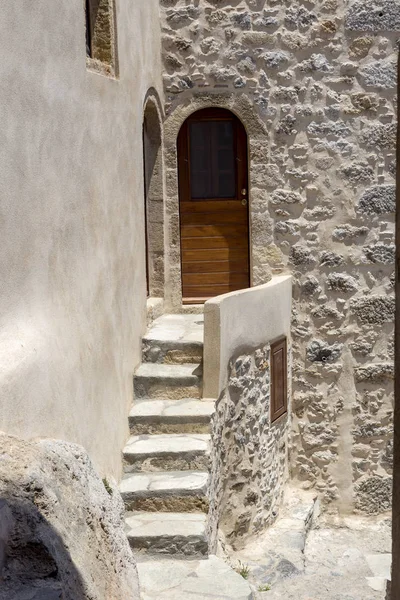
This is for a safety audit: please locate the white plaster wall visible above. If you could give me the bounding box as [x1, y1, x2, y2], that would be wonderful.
[0, 0, 163, 477]
[204, 276, 293, 398]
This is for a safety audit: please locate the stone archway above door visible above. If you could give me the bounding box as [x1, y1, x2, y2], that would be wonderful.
[163, 94, 273, 312]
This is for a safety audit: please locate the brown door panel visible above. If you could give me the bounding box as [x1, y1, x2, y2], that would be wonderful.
[183, 272, 249, 286]
[180, 200, 242, 214]
[180, 210, 246, 226]
[182, 248, 248, 262]
[181, 237, 249, 250]
[182, 284, 245, 298]
[182, 260, 249, 274]
[181, 224, 248, 238]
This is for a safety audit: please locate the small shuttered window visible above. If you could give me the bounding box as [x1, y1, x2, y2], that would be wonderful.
[270, 337, 288, 423]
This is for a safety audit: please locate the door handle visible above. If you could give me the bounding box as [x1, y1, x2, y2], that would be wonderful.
[241, 198, 248, 206]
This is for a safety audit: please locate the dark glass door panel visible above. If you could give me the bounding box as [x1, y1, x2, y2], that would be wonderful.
[189, 120, 235, 199]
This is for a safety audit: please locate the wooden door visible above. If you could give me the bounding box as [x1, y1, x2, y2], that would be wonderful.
[178, 108, 250, 304]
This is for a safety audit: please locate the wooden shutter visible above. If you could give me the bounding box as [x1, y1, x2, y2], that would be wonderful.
[270, 337, 288, 423]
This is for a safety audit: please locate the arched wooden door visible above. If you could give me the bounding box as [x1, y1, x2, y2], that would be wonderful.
[178, 108, 250, 304]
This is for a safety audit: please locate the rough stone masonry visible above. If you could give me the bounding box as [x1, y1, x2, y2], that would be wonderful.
[160, 0, 397, 514]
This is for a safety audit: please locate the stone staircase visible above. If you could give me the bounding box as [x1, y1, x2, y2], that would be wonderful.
[119, 314, 215, 559]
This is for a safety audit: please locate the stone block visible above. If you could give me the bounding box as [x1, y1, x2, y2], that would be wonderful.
[359, 60, 397, 90]
[363, 243, 395, 264]
[351, 296, 394, 324]
[355, 476, 392, 514]
[357, 185, 396, 215]
[346, 0, 400, 31]
[307, 340, 343, 363]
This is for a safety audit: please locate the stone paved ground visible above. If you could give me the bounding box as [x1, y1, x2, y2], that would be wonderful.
[230, 513, 391, 600]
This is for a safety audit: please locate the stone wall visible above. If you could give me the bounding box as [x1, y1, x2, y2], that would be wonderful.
[160, 0, 396, 513]
[209, 344, 290, 550]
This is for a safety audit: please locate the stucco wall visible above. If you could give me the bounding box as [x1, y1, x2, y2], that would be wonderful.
[0, 0, 163, 477]
[160, 0, 396, 514]
[205, 278, 292, 549]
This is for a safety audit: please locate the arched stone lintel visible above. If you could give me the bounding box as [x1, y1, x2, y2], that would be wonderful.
[163, 93, 272, 312]
[164, 92, 267, 142]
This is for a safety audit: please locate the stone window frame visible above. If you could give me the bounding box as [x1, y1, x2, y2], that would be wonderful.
[143, 91, 166, 300]
[163, 92, 272, 311]
[85, 0, 119, 78]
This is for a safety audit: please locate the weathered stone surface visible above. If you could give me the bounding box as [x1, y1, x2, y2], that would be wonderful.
[138, 555, 253, 599]
[123, 433, 210, 472]
[307, 340, 343, 363]
[263, 51, 290, 69]
[120, 471, 209, 513]
[166, 7, 199, 25]
[351, 296, 394, 324]
[355, 476, 392, 514]
[290, 245, 316, 266]
[125, 512, 208, 557]
[332, 224, 368, 240]
[160, 0, 395, 515]
[0, 434, 139, 600]
[359, 60, 397, 89]
[350, 341, 373, 356]
[363, 242, 395, 264]
[311, 304, 344, 320]
[285, 6, 317, 28]
[320, 251, 344, 267]
[357, 185, 396, 215]
[339, 161, 374, 184]
[349, 36, 374, 58]
[277, 115, 297, 135]
[238, 516, 391, 598]
[231, 11, 252, 30]
[354, 363, 394, 382]
[307, 120, 352, 138]
[361, 123, 397, 150]
[271, 189, 304, 205]
[301, 276, 320, 295]
[299, 54, 334, 73]
[129, 399, 214, 435]
[346, 0, 400, 31]
[326, 273, 358, 293]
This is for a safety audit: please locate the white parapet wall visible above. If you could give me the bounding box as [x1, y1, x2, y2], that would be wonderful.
[204, 275, 292, 400]
[204, 276, 293, 550]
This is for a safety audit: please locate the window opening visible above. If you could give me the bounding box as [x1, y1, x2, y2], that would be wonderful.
[85, 0, 118, 76]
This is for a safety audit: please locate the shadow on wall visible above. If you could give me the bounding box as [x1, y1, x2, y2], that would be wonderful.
[0, 497, 86, 600]
[0, 434, 139, 600]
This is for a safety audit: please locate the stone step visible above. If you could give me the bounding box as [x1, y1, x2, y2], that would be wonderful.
[134, 363, 203, 400]
[125, 511, 209, 558]
[129, 399, 215, 434]
[142, 314, 204, 365]
[137, 555, 253, 600]
[123, 433, 211, 472]
[120, 470, 209, 513]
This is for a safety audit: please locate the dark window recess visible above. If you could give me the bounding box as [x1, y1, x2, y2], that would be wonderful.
[86, 0, 92, 57]
[85, 0, 118, 74]
[189, 121, 236, 199]
[270, 337, 288, 423]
